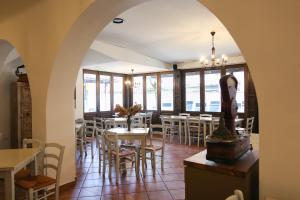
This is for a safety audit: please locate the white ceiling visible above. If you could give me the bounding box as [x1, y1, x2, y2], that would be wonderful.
[97, 0, 241, 64]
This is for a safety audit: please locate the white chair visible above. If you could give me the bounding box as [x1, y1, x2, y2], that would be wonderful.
[103, 131, 138, 182]
[83, 120, 96, 158]
[236, 117, 254, 135]
[145, 124, 166, 175]
[200, 113, 212, 118]
[16, 143, 65, 200]
[15, 139, 45, 180]
[95, 127, 106, 175]
[161, 116, 174, 143]
[132, 115, 144, 128]
[187, 117, 202, 146]
[225, 190, 244, 200]
[94, 117, 104, 130]
[145, 112, 153, 127]
[104, 118, 115, 130]
[179, 113, 190, 117]
[179, 113, 189, 144]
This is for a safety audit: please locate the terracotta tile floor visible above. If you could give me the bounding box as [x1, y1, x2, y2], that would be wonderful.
[0, 137, 204, 200]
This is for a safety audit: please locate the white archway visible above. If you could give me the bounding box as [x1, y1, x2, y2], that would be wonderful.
[46, 0, 300, 199]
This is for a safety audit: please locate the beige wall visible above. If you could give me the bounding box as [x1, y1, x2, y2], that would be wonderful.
[0, 0, 299, 199]
[0, 41, 19, 148]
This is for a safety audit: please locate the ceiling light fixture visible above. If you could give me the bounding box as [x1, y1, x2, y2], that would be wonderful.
[125, 69, 133, 86]
[113, 17, 124, 24]
[200, 31, 228, 68]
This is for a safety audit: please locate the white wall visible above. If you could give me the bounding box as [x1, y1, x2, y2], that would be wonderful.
[75, 68, 83, 120]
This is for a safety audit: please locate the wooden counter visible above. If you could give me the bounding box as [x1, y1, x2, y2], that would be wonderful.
[184, 150, 259, 200]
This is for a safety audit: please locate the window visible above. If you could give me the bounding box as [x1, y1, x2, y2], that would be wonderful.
[113, 76, 123, 108]
[133, 76, 144, 108]
[226, 68, 245, 113]
[161, 74, 174, 111]
[146, 75, 158, 110]
[185, 72, 200, 111]
[83, 73, 97, 113]
[204, 70, 221, 112]
[99, 75, 111, 111]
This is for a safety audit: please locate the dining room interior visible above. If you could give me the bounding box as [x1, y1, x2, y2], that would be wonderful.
[0, 0, 299, 200]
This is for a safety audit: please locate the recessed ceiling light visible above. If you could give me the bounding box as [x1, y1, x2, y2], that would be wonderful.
[113, 17, 124, 24]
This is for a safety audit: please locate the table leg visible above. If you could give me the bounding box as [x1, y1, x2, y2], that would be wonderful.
[3, 171, 14, 200]
[203, 122, 207, 147]
[179, 121, 182, 144]
[141, 136, 146, 177]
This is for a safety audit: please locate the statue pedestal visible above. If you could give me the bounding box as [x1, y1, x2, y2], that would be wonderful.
[206, 135, 251, 163]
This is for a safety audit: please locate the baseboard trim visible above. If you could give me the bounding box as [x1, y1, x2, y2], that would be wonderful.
[59, 180, 76, 192]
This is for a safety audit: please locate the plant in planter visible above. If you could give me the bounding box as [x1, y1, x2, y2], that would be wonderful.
[114, 104, 142, 131]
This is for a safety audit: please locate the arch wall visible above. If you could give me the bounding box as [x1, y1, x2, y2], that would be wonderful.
[0, 0, 299, 199]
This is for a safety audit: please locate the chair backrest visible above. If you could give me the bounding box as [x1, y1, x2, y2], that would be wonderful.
[145, 112, 153, 127]
[132, 115, 143, 128]
[225, 190, 244, 200]
[179, 113, 190, 117]
[95, 127, 103, 148]
[23, 138, 44, 149]
[161, 116, 171, 128]
[187, 117, 201, 131]
[212, 120, 219, 131]
[103, 131, 119, 154]
[43, 143, 65, 185]
[104, 118, 116, 130]
[245, 117, 255, 134]
[84, 120, 95, 137]
[200, 113, 212, 118]
[149, 124, 165, 147]
[94, 117, 104, 129]
[75, 118, 84, 124]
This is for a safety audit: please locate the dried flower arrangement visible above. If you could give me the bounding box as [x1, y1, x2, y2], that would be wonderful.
[114, 104, 142, 131]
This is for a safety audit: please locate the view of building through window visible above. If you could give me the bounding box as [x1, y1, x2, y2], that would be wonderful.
[205, 70, 221, 112]
[83, 73, 96, 113]
[113, 76, 123, 108]
[132, 76, 144, 108]
[146, 75, 158, 110]
[161, 74, 174, 111]
[99, 75, 111, 111]
[185, 72, 200, 111]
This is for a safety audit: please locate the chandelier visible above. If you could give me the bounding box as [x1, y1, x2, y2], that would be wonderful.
[200, 31, 228, 68]
[124, 69, 133, 86]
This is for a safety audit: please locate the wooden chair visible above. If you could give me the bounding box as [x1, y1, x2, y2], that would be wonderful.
[236, 117, 254, 135]
[145, 124, 166, 175]
[187, 117, 202, 146]
[179, 113, 190, 117]
[15, 143, 65, 200]
[200, 113, 212, 118]
[83, 120, 96, 158]
[161, 116, 173, 143]
[75, 123, 86, 157]
[225, 190, 244, 200]
[103, 131, 138, 182]
[179, 113, 190, 144]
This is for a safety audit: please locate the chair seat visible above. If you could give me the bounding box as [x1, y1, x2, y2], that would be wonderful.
[112, 149, 136, 157]
[145, 145, 162, 151]
[15, 168, 31, 180]
[16, 175, 56, 190]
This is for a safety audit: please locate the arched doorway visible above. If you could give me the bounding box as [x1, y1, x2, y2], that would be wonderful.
[0, 40, 31, 149]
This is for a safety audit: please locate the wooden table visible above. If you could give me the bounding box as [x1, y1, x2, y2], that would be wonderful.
[0, 148, 40, 200]
[184, 149, 259, 200]
[106, 128, 149, 177]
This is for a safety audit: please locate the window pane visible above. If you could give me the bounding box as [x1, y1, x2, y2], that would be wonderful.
[185, 72, 200, 111]
[83, 73, 96, 113]
[146, 75, 157, 110]
[133, 76, 144, 108]
[161, 74, 174, 111]
[100, 75, 111, 111]
[113, 76, 123, 108]
[205, 70, 221, 112]
[226, 68, 245, 113]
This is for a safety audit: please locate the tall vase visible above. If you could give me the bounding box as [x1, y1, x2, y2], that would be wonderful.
[127, 115, 131, 131]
